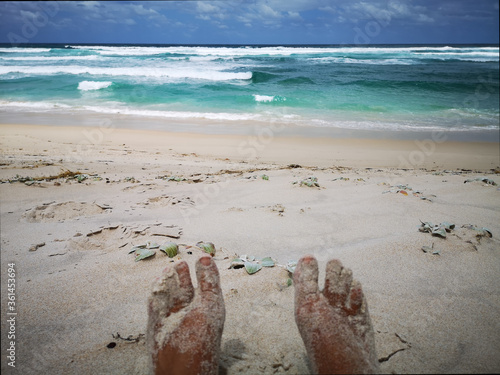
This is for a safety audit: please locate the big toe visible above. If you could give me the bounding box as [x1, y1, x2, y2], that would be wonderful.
[150, 260, 195, 316]
[196, 255, 223, 302]
[294, 255, 320, 303]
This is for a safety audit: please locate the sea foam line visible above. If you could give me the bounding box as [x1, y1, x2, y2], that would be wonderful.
[0, 65, 253, 81]
[66, 45, 499, 57]
[78, 81, 113, 91]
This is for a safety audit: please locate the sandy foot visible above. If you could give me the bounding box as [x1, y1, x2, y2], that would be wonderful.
[294, 255, 379, 374]
[147, 256, 225, 375]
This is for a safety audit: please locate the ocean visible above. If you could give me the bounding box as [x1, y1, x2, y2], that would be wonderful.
[0, 44, 498, 135]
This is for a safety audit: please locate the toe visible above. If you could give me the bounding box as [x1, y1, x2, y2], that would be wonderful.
[150, 261, 194, 315]
[345, 280, 364, 316]
[294, 255, 320, 303]
[323, 259, 353, 309]
[196, 255, 222, 302]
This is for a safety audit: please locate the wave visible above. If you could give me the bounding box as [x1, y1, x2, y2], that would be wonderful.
[1, 100, 497, 132]
[0, 100, 261, 121]
[0, 55, 100, 61]
[308, 57, 416, 65]
[253, 94, 287, 103]
[78, 81, 113, 91]
[0, 47, 51, 53]
[0, 65, 253, 81]
[66, 45, 499, 58]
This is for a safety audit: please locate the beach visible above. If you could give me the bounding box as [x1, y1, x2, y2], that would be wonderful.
[1, 121, 499, 374]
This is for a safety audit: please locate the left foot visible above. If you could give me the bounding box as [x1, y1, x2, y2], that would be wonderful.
[147, 256, 225, 375]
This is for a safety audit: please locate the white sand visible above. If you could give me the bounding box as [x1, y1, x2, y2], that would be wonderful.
[1, 123, 499, 374]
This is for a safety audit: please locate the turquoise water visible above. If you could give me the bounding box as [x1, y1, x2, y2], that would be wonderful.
[0, 44, 498, 132]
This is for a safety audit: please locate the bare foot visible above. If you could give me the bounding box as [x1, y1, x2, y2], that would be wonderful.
[147, 256, 225, 375]
[294, 255, 379, 374]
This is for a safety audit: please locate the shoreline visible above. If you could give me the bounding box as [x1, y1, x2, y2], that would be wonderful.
[0, 121, 499, 171]
[0, 110, 499, 143]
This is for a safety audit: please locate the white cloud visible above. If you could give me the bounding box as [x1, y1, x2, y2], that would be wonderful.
[129, 4, 158, 17]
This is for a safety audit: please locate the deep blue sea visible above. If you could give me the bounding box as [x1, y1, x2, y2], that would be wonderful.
[0, 44, 498, 133]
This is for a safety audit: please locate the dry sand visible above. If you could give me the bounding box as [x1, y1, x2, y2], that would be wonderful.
[1, 123, 499, 374]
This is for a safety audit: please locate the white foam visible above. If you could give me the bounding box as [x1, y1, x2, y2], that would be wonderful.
[80, 105, 261, 121]
[78, 81, 113, 91]
[0, 100, 71, 111]
[253, 95, 287, 103]
[0, 48, 51, 53]
[0, 100, 261, 121]
[0, 55, 99, 61]
[308, 57, 415, 65]
[253, 95, 275, 102]
[18, 45, 498, 60]
[65, 45, 487, 57]
[0, 65, 253, 81]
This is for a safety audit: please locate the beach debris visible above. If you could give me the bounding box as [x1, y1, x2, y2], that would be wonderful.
[461, 224, 492, 239]
[196, 241, 216, 257]
[2, 170, 106, 185]
[419, 221, 455, 238]
[29, 242, 46, 252]
[333, 177, 350, 181]
[421, 243, 440, 255]
[381, 184, 432, 200]
[229, 255, 276, 275]
[112, 332, 144, 343]
[156, 175, 187, 182]
[293, 176, 320, 187]
[74, 174, 88, 183]
[69, 173, 102, 183]
[124, 176, 140, 183]
[285, 260, 298, 274]
[464, 177, 497, 186]
[150, 226, 182, 238]
[134, 248, 156, 262]
[159, 242, 179, 258]
[270, 204, 285, 216]
[261, 174, 269, 180]
[245, 262, 262, 275]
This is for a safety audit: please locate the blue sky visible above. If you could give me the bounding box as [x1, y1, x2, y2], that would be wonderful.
[1, 0, 499, 45]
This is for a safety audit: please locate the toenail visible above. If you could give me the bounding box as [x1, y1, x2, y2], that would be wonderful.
[199, 256, 212, 266]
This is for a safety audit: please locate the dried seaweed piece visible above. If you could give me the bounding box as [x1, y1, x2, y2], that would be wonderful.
[197, 241, 216, 256]
[159, 242, 178, 258]
[261, 257, 275, 267]
[431, 225, 447, 238]
[244, 262, 262, 275]
[464, 177, 497, 186]
[300, 177, 319, 187]
[286, 260, 298, 274]
[421, 243, 440, 255]
[134, 248, 155, 262]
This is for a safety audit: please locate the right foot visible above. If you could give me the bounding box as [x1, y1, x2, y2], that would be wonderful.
[147, 256, 225, 375]
[294, 255, 379, 374]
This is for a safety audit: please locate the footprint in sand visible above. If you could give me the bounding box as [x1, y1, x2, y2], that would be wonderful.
[23, 201, 111, 223]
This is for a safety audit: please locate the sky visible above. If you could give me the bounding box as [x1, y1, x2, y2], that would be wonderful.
[0, 0, 499, 45]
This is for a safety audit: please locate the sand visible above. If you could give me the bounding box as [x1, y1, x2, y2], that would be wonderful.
[1, 122, 499, 374]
